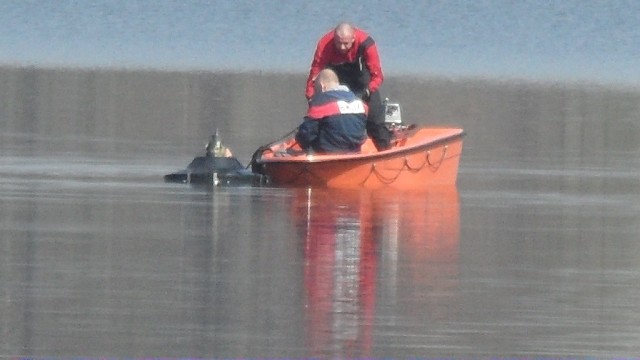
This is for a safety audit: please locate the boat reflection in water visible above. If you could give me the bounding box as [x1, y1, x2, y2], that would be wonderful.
[292, 186, 460, 357]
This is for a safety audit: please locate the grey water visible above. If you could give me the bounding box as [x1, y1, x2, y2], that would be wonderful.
[2, 1, 640, 358]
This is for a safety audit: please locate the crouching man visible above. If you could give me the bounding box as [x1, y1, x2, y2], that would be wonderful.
[296, 69, 368, 153]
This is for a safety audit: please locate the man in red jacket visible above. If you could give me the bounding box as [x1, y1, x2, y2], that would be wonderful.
[306, 23, 391, 151]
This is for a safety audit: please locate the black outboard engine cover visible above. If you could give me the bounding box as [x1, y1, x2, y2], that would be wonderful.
[164, 130, 267, 186]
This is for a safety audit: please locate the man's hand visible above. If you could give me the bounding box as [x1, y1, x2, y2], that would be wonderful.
[360, 88, 371, 102]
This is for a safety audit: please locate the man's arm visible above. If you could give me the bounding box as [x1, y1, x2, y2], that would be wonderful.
[295, 118, 319, 150]
[306, 31, 335, 99]
[363, 42, 383, 94]
[306, 45, 327, 99]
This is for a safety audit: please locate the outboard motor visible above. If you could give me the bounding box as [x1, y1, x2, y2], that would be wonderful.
[383, 99, 416, 146]
[384, 98, 403, 128]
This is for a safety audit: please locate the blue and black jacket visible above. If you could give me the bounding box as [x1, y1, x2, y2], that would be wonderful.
[296, 86, 368, 153]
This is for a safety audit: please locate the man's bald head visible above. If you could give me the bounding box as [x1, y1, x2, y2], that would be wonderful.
[333, 22, 356, 54]
[314, 69, 340, 93]
[335, 23, 355, 38]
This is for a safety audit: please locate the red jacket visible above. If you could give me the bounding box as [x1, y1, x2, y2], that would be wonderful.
[306, 28, 384, 99]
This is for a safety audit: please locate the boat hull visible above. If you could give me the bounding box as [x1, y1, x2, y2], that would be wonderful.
[255, 127, 464, 190]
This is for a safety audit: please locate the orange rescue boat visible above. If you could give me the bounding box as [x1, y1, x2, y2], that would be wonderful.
[250, 102, 464, 190]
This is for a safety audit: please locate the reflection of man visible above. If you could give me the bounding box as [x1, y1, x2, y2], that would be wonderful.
[296, 69, 367, 153]
[306, 23, 392, 151]
[296, 188, 376, 357]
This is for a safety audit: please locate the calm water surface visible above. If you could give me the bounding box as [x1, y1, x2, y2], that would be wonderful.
[1, 68, 640, 357]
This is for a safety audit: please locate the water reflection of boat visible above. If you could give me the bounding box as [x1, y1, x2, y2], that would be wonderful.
[294, 186, 460, 357]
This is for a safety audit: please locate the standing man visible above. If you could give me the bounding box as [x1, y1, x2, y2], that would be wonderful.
[306, 22, 392, 151]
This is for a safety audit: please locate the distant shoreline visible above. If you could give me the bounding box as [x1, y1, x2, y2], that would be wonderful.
[2, 63, 638, 93]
